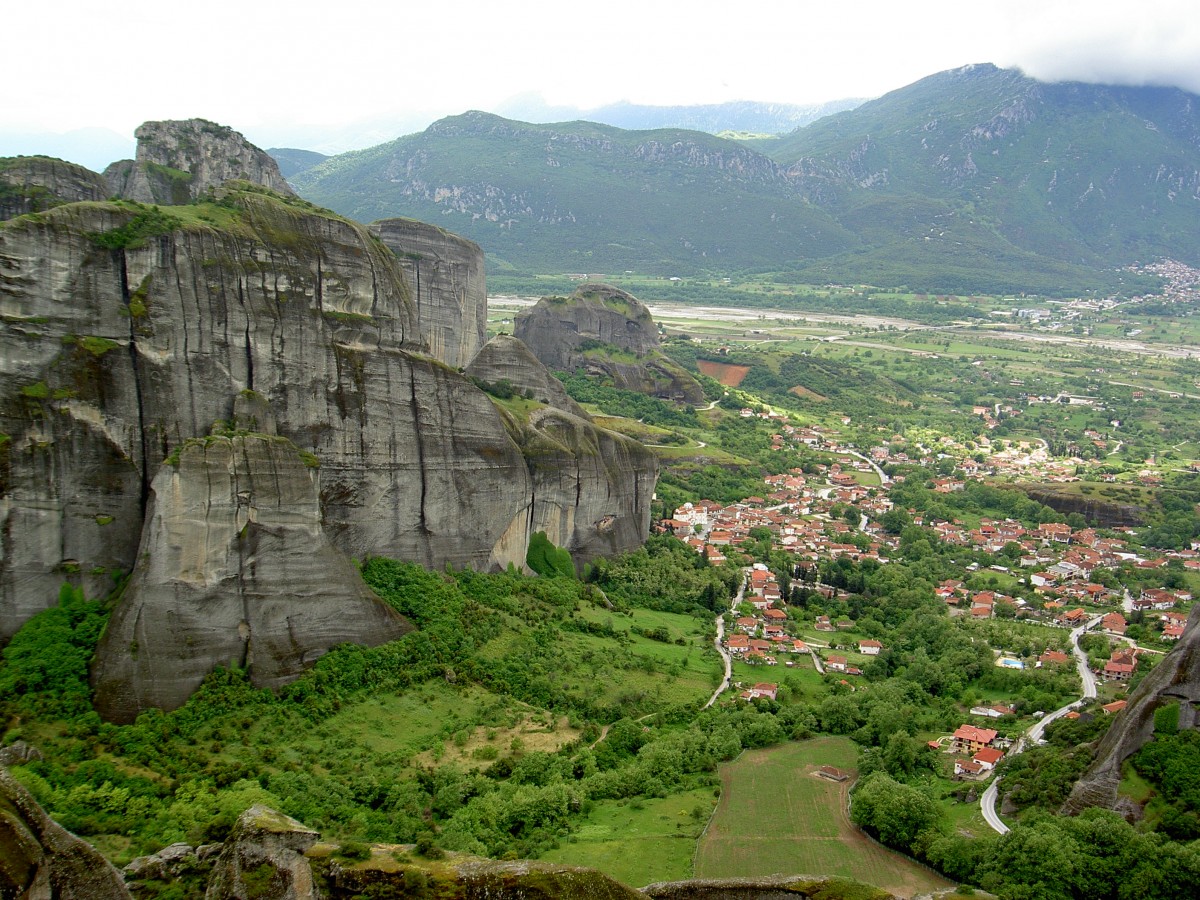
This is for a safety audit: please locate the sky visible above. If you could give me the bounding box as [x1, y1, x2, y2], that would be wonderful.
[4, 0, 1199, 168]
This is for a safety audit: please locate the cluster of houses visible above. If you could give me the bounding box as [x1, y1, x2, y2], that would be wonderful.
[947, 724, 1008, 779]
[725, 564, 809, 667]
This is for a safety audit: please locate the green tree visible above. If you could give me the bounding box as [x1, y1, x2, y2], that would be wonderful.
[850, 772, 943, 851]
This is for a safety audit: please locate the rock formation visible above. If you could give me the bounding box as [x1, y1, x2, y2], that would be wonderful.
[1, 147, 657, 715]
[0, 157, 107, 221]
[104, 119, 294, 204]
[0, 766, 131, 899]
[503, 407, 656, 568]
[90, 433, 413, 723]
[466, 334, 591, 419]
[468, 334, 657, 565]
[514, 283, 704, 403]
[370, 217, 487, 368]
[206, 806, 319, 900]
[1063, 603, 1200, 815]
[0, 187, 536, 642]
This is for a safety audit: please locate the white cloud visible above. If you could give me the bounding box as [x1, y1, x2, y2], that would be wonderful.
[6, 0, 1199, 155]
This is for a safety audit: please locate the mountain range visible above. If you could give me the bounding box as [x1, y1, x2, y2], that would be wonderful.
[289, 64, 1200, 295]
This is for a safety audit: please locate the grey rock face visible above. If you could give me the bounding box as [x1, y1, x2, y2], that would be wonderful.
[0, 767, 131, 900]
[514, 283, 704, 403]
[370, 218, 487, 368]
[104, 119, 293, 204]
[0, 157, 107, 221]
[1, 175, 656, 716]
[470, 335, 656, 568]
[205, 806, 318, 900]
[466, 334, 591, 419]
[510, 408, 656, 568]
[0, 190, 531, 643]
[0, 741, 43, 767]
[1063, 604, 1200, 815]
[124, 842, 196, 881]
[90, 434, 413, 723]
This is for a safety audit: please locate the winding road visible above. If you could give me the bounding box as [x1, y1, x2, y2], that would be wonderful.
[980, 615, 1101, 834]
[704, 569, 749, 709]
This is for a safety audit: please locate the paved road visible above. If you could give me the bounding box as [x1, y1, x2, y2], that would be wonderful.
[980, 615, 1101, 834]
[703, 569, 748, 709]
[842, 448, 891, 485]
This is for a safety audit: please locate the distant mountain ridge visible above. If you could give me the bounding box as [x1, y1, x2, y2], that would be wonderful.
[292, 65, 1200, 294]
[292, 111, 855, 275]
[492, 95, 866, 135]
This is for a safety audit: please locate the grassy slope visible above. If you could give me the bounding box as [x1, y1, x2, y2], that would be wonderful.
[695, 737, 953, 897]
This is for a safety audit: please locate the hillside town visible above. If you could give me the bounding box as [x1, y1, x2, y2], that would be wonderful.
[661, 407, 1196, 783]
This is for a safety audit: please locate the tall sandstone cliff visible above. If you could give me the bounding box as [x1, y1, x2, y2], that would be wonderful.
[369, 218, 487, 369]
[0, 174, 655, 716]
[0, 157, 107, 221]
[89, 433, 414, 722]
[515, 283, 704, 404]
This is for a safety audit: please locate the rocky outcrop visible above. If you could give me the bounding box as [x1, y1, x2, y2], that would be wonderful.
[90, 433, 413, 723]
[504, 407, 656, 568]
[0, 187, 541, 647]
[0, 157, 107, 221]
[466, 334, 591, 419]
[206, 806, 319, 900]
[104, 119, 293, 204]
[1, 174, 658, 716]
[0, 766, 130, 899]
[1018, 485, 1145, 528]
[326, 856, 645, 900]
[369, 218, 487, 368]
[1062, 604, 1200, 815]
[515, 284, 704, 403]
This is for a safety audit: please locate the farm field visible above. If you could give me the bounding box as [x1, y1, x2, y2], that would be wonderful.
[694, 736, 953, 898]
[539, 787, 717, 888]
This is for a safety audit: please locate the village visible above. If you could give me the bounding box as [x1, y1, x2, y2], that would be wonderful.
[660, 408, 1196, 785]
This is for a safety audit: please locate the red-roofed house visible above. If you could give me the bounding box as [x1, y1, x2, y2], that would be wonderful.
[1039, 650, 1071, 667]
[859, 640, 883, 655]
[973, 747, 1005, 770]
[741, 683, 778, 701]
[952, 725, 998, 754]
[1101, 612, 1127, 635]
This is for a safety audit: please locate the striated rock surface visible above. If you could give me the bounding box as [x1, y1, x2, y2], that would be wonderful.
[0, 766, 131, 899]
[1062, 603, 1200, 815]
[90, 433, 413, 723]
[104, 119, 293, 204]
[1, 170, 656, 718]
[206, 806, 319, 900]
[466, 334, 591, 419]
[0, 187, 539, 645]
[0, 157, 107, 221]
[515, 284, 704, 403]
[503, 407, 656, 569]
[369, 217, 487, 368]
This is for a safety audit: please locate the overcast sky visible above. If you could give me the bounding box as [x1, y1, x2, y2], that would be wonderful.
[5, 0, 1199, 166]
